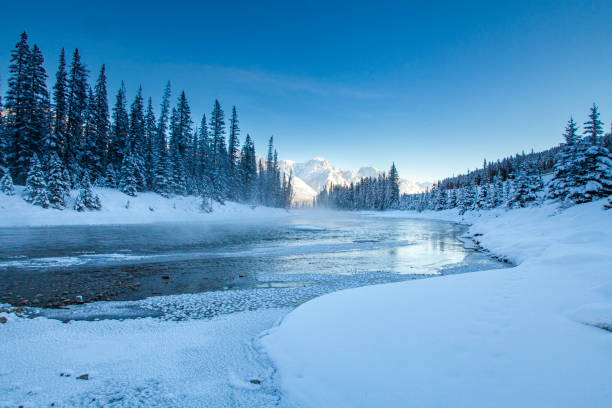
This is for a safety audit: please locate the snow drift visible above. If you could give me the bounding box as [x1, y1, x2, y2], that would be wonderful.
[262, 200, 612, 407]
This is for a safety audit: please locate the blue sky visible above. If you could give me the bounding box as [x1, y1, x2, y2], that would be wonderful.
[2, 0, 612, 181]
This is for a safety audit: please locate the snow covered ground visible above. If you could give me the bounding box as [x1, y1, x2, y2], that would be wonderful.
[262, 200, 612, 407]
[0, 186, 290, 227]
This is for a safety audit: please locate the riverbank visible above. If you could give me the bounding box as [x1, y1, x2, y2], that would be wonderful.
[0, 186, 290, 227]
[262, 200, 612, 407]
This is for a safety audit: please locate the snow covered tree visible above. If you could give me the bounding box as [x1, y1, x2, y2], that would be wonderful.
[227, 106, 240, 199]
[0, 172, 15, 196]
[460, 183, 476, 214]
[210, 100, 228, 200]
[239, 134, 257, 202]
[66, 49, 88, 169]
[91, 65, 110, 176]
[23, 154, 49, 207]
[388, 162, 400, 208]
[50, 48, 68, 157]
[108, 82, 129, 166]
[74, 172, 101, 211]
[119, 153, 138, 196]
[583, 104, 604, 144]
[5, 32, 37, 184]
[548, 117, 582, 202]
[508, 165, 538, 208]
[46, 151, 70, 209]
[104, 163, 118, 188]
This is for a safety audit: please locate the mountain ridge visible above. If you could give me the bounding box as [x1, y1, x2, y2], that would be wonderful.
[279, 158, 429, 203]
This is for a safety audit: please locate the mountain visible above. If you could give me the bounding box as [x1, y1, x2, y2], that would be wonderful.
[279, 158, 429, 204]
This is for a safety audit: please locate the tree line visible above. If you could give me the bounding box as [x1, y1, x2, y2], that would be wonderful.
[0, 32, 293, 211]
[315, 104, 612, 212]
[314, 163, 401, 210]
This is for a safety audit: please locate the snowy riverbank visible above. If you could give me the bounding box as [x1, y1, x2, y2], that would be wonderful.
[0, 186, 290, 227]
[262, 200, 612, 407]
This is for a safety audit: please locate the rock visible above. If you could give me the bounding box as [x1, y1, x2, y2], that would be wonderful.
[0, 317, 7, 324]
[77, 374, 89, 380]
[249, 379, 261, 385]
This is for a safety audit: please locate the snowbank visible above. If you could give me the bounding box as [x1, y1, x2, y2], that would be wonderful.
[0, 186, 290, 227]
[262, 200, 612, 407]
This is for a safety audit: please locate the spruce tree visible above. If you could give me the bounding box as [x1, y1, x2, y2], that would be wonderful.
[388, 162, 400, 208]
[66, 49, 88, 169]
[228, 106, 241, 198]
[23, 154, 49, 207]
[548, 118, 581, 202]
[508, 165, 538, 208]
[119, 153, 138, 196]
[28, 44, 50, 154]
[583, 104, 604, 143]
[51, 49, 68, 157]
[104, 163, 118, 188]
[0, 172, 15, 196]
[108, 82, 129, 166]
[74, 172, 102, 211]
[239, 134, 257, 202]
[92, 65, 110, 176]
[210, 100, 228, 200]
[5, 32, 33, 183]
[46, 151, 70, 209]
[144, 97, 157, 189]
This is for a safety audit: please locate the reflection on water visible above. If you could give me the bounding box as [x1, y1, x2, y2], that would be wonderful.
[0, 211, 508, 312]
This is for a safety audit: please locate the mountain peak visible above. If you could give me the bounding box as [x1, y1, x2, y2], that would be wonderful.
[280, 158, 428, 203]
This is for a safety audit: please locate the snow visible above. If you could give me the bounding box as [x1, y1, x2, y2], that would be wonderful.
[280, 158, 428, 203]
[262, 200, 612, 407]
[0, 307, 288, 407]
[0, 186, 290, 227]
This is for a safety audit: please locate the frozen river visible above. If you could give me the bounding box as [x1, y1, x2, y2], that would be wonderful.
[0, 211, 509, 407]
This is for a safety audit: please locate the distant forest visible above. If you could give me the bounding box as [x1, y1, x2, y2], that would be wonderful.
[317, 106, 612, 211]
[0, 32, 293, 211]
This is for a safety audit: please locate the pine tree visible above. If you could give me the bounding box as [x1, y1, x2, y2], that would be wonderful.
[28, 44, 50, 154]
[508, 165, 538, 208]
[50, 48, 68, 157]
[66, 49, 88, 169]
[46, 151, 70, 209]
[0, 172, 15, 196]
[74, 172, 101, 211]
[239, 134, 257, 202]
[23, 154, 49, 207]
[108, 82, 129, 166]
[583, 104, 604, 144]
[80, 86, 99, 177]
[227, 106, 241, 198]
[548, 118, 581, 202]
[210, 100, 228, 200]
[460, 183, 476, 214]
[170, 144, 187, 196]
[92, 65, 110, 176]
[144, 97, 157, 189]
[104, 163, 118, 188]
[388, 162, 400, 208]
[5, 32, 34, 183]
[129, 86, 146, 155]
[119, 153, 138, 196]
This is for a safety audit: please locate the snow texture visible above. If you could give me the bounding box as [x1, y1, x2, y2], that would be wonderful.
[262, 200, 612, 407]
[0, 186, 290, 227]
[280, 158, 428, 203]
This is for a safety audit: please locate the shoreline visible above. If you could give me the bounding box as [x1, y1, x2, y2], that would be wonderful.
[261, 200, 612, 407]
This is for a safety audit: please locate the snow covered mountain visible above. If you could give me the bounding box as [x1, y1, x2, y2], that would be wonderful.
[280, 158, 429, 204]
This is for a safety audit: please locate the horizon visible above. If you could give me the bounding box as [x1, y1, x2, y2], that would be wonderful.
[2, 0, 612, 182]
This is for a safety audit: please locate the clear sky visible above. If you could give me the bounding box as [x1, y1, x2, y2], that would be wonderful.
[1, 0, 612, 182]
